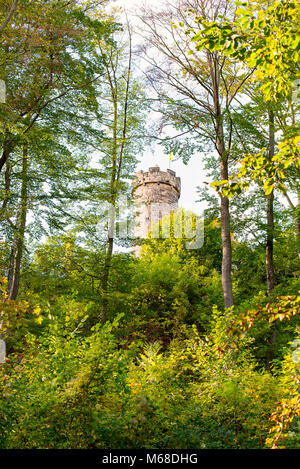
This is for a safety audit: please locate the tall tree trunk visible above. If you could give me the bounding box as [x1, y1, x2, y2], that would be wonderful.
[0, 136, 14, 174]
[7, 142, 28, 300]
[100, 207, 115, 322]
[266, 109, 276, 296]
[296, 189, 300, 237]
[266, 191, 275, 295]
[99, 90, 117, 322]
[209, 53, 234, 308]
[97, 27, 132, 322]
[265, 109, 276, 369]
[102, 237, 114, 292]
[220, 158, 234, 308]
[99, 88, 118, 322]
[0, 157, 10, 218]
[101, 202, 115, 288]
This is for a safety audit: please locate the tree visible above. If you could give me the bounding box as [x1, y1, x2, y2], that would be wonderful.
[0, 0, 19, 36]
[94, 23, 136, 303]
[138, 0, 253, 308]
[7, 142, 28, 299]
[64, 15, 148, 321]
[0, 0, 115, 300]
[191, 0, 300, 212]
[193, 0, 300, 296]
[191, 0, 299, 101]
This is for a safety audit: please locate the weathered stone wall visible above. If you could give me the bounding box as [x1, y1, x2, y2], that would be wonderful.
[132, 166, 181, 254]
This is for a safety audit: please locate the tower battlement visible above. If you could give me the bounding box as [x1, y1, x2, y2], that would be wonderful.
[132, 166, 181, 196]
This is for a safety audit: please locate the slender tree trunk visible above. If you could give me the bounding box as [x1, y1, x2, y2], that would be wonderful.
[101, 237, 114, 295]
[266, 109, 276, 296]
[100, 91, 118, 319]
[100, 205, 115, 322]
[220, 158, 234, 308]
[266, 191, 276, 295]
[0, 137, 14, 174]
[0, 158, 10, 218]
[101, 204, 115, 290]
[265, 109, 276, 369]
[209, 53, 234, 308]
[297, 189, 300, 237]
[98, 28, 132, 322]
[99, 80, 118, 322]
[7, 142, 28, 300]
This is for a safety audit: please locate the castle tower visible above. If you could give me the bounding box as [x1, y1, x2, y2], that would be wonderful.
[132, 165, 181, 255]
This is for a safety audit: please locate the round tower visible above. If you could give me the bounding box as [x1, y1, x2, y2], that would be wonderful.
[132, 165, 181, 254]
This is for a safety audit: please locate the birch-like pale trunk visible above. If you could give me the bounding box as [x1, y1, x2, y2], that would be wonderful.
[7, 142, 28, 300]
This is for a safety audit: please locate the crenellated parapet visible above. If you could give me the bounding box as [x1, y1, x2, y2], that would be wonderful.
[132, 166, 181, 197]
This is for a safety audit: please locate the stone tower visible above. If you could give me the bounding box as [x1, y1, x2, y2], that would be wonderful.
[132, 165, 181, 254]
